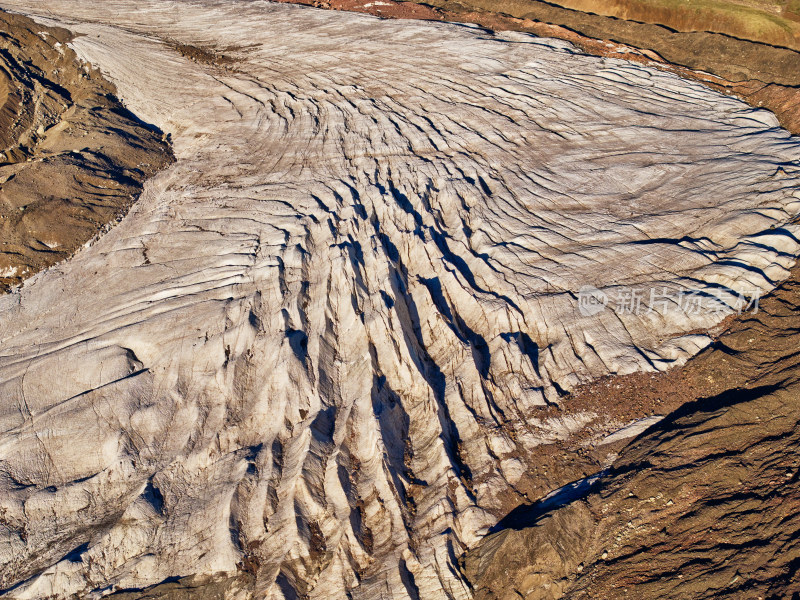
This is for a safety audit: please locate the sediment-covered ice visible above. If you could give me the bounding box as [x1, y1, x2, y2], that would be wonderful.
[0, 1, 799, 597]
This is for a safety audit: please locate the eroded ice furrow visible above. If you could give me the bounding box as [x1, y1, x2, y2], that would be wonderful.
[0, 1, 799, 598]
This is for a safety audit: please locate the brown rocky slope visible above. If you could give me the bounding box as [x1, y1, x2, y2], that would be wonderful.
[0, 9, 172, 292]
[463, 264, 800, 599]
[542, 0, 800, 52]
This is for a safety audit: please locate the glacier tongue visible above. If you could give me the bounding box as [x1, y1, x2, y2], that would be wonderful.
[0, 1, 799, 597]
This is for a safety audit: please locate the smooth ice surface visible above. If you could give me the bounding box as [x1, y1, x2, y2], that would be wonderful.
[0, 1, 799, 597]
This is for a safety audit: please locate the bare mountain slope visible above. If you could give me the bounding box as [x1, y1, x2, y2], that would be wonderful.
[464, 265, 800, 599]
[544, 0, 800, 52]
[0, 1, 798, 598]
[0, 10, 172, 292]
